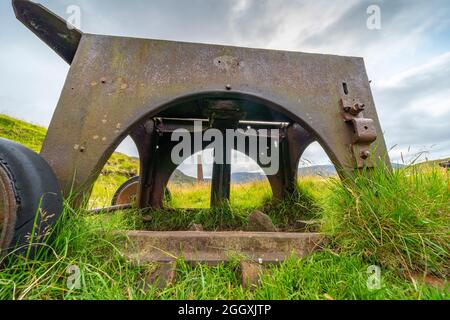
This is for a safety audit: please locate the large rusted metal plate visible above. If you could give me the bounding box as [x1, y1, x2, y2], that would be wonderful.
[121, 231, 325, 264]
[39, 33, 389, 201]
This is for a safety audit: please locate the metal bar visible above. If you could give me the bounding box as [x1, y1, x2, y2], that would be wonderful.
[155, 118, 288, 134]
[12, 0, 82, 64]
[122, 231, 325, 264]
[210, 139, 232, 207]
[89, 204, 132, 215]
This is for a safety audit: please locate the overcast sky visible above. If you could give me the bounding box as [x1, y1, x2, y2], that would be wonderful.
[0, 0, 449, 177]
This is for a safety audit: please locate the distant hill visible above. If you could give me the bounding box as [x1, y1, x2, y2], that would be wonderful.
[231, 165, 339, 183]
[171, 170, 198, 184]
[231, 162, 409, 183]
[232, 172, 266, 183]
[298, 165, 337, 177]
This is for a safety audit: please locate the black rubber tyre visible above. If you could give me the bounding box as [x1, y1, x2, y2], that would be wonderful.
[112, 176, 172, 206]
[0, 138, 63, 259]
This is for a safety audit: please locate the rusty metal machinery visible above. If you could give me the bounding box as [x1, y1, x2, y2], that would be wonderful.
[439, 161, 450, 169]
[12, 0, 390, 210]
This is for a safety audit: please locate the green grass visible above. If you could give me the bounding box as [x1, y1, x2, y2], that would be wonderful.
[0, 114, 46, 152]
[1, 166, 447, 300]
[321, 164, 450, 278]
[0, 202, 446, 300]
[0, 114, 448, 300]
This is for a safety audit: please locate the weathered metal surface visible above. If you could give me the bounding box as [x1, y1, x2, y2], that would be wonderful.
[12, 2, 390, 207]
[341, 95, 378, 168]
[128, 118, 313, 208]
[89, 204, 132, 215]
[12, 0, 82, 64]
[112, 176, 139, 206]
[38, 34, 389, 204]
[122, 231, 325, 264]
[0, 164, 17, 253]
[439, 161, 450, 169]
[268, 124, 315, 200]
[209, 103, 240, 206]
[114, 181, 138, 205]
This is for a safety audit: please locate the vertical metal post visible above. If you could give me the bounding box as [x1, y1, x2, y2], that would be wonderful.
[211, 129, 232, 207]
[208, 100, 241, 207]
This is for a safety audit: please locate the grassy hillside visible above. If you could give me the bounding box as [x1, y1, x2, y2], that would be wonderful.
[0, 114, 448, 300]
[0, 114, 46, 152]
[0, 114, 139, 175]
[0, 114, 196, 208]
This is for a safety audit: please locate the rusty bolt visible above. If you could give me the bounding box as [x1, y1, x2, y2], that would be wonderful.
[351, 103, 365, 115]
[360, 150, 370, 160]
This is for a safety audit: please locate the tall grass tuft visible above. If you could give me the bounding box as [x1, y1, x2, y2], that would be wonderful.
[321, 164, 449, 278]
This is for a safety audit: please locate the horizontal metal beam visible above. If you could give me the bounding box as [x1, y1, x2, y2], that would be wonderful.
[155, 118, 290, 134]
[88, 204, 132, 215]
[122, 231, 325, 264]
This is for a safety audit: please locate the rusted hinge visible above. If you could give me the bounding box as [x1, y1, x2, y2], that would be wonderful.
[341, 96, 377, 168]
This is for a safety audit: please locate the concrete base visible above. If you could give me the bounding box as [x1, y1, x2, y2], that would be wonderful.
[121, 231, 325, 265]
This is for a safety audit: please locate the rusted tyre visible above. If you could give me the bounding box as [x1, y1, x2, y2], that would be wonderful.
[111, 176, 140, 206]
[0, 138, 62, 260]
[112, 176, 172, 206]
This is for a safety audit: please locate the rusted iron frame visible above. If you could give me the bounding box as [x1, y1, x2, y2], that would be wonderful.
[89, 204, 132, 215]
[340, 96, 378, 168]
[439, 161, 450, 169]
[127, 116, 315, 209]
[123, 231, 325, 265]
[13, 1, 390, 209]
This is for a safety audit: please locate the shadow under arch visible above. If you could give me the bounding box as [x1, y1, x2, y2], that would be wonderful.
[44, 90, 358, 207]
[117, 92, 321, 208]
[124, 90, 338, 166]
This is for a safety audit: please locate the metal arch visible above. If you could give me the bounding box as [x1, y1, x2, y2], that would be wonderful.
[37, 34, 390, 206]
[128, 119, 328, 208]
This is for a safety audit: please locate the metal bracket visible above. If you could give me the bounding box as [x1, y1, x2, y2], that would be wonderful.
[12, 0, 82, 64]
[341, 96, 378, 168]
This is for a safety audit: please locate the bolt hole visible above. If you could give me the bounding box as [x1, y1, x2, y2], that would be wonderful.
[343, 83, 349, 95]
[364, 126, 369, 130]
